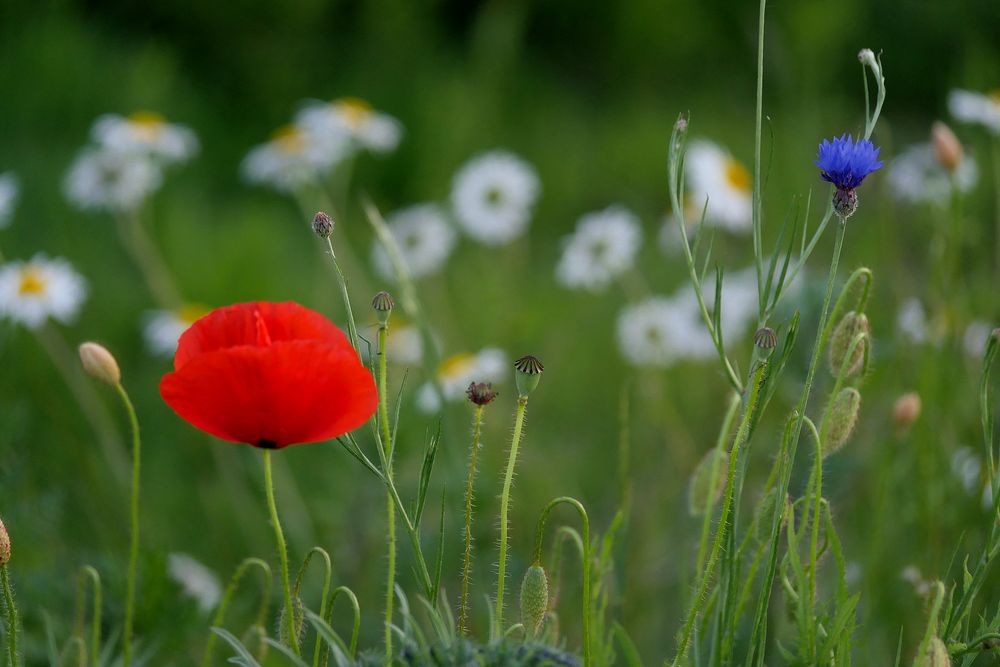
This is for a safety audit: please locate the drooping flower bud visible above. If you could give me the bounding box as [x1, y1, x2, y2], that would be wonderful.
[893, 392, 922, 432]
[914, 637, 951, 667]
[466, 382, 498, 406]
[514, 355, 544, 398]
[277, 595, 305, 651]
[312, 211, 334, 239]
[520, 564, 549, 638]
[371, 291, 394, 326]
[0, 518, 10, 565]
[857, 48, 877, 68]
[753, 326, 777, 350]
[79, 342, 121, 386]
[828, 311, 870, 378]
[931, 122, 963, 174]
[824, 388, 861, 457]
[688, 448, 728, 516]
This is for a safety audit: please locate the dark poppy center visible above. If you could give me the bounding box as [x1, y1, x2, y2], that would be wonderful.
[257, 439, 278, 449]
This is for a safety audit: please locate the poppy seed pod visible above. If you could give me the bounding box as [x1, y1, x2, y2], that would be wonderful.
[0, 518, 10, 565]
[754, 326, 777, 350]
[520, 564, 549, 638]
[688, 448, 728, 516]
[828, 311, 870, 378]
[514, 355, 544, 398]
[312, 211, 334, 239]
[824, 387, 861, 457]
[371, 291, 394, 326]
[79, 342, 122, 386]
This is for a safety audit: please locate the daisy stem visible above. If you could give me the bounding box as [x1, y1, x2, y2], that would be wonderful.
[459, 404, 485, 635]
[325, 237, 360, 353]
[495, 396, 528, 639]
[114, 383, 141, 667]
[992, 136, 1000, 283]
[377, 324, 395, 662]
[115, 209, 183, 309]
[263, 450, 299, 656]
[1, 564, 19, 667]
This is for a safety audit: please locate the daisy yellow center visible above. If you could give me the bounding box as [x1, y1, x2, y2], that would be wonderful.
[17, 267, 48, 296]
[439, 353, 476, 381]
[335, 97, 373, 129]
[271, 125, 306, 154]
[724, 158, 751, 192]
[178, 304, 208, 325]
[127, 111, 167, 140]
[990, 90, 1000, 107]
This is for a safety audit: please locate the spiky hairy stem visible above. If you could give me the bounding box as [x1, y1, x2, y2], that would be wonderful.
[495, 397, 529, 637]
[459, 405, 485, 634]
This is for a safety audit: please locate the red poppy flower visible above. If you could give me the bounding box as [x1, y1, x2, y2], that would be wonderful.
[160, 301, 377, 448]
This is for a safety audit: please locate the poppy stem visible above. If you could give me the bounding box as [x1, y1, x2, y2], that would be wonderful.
[495, 396, 529, 639]
[459, 404, 485, 635]
[377, 324, 396, 662]
[114, 382, 141, 667]
[324, 237, 361, 353]
[263, 450, 300, 655]
[1, 564, 19, 667]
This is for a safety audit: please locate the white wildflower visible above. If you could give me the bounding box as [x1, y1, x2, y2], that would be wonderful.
[451, 151, 540, 245]
[415, 348, 507, 413]
[241, 125, 345, 193]
[167, 553, 222, 613]
[143, 306, 208, 357]
[0, 254, 87, 329]
[92, 112, 198, 163]
[371, 204, 457, 281]
[684, 140, 752, 233]
[296, 97, 402, 155]
[556, 205, 642, 292]
[888, 144, 977, 205]
[948, 89, 1000, 134]
[64, 149, 162, 213]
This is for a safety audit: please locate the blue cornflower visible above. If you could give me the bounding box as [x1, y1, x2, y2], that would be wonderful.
[815, 134, 884, 218]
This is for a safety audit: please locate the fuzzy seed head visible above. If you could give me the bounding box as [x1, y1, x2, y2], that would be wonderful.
[0, 519, 9, 565]
[828, 311, 870, 378]
[520, 564, 549, 638]
[688, 448, 728, 516]
[466, 381, 498, 406]
[79, 342, 121, 386]
[931, 122, 963, 174]
[753, 326, 777, 350]
[825, 387, 861, 457]
[893, 392, 922, 432]
[514, 355, 543, 398]
[371, 290, 394, 325]
[312, 211, 334, 239]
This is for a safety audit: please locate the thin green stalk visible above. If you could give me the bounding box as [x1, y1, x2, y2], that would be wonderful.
[495, 397, 529, 637]
[459, 405, 485, 635]
[377, 324, 395, 662]
[293, 548, 332, 667]
[752, 0, 768, 317]
[993, 136, 1000, 282]
[263, 450, 299, 655]
[114, 383, 141, 667]
[73, 566, 101, 667]
[201, 557, 271, 667]
[324, 237, 360, 352]
[1, 565, 18, 667]
[694, 393, 742, 580]
[115, 210, 183, 309]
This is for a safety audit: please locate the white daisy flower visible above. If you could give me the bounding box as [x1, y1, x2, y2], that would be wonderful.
[0, 173, 19, 229]
[888, 144, 978, 205]
[415, 348, 507, 413]
[371, 204, 457, 281]
[64, 148, 163, 213]
[167, 553, 222, 613]
[658, 213, 700, 256]
[616, 294, 715, 368]
[896, 298, 928, 345]
[143, 305, 209, 357]
[241, 125, 345, 193]
[387, 324, 425, 367]
[948, 89, 1000, 134]
[963, 320, 992, 359]
[0, 254, 87, 329]
[296, 97, 402, 155]
[684, 140, 752, 233]
[708, 266, 762, 343]
[92, 112, 199, 163]
[451, 151, 540, 245]
[556, 205, 642, 292]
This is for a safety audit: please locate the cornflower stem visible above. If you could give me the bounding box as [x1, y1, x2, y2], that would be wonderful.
[324, 237, 360, 352]
[459, 405, 485, 635]
[115, 209, 183, 309]
[495, 396, 529, 637]
[670, 361, 767, 667]
[263, 450, 299, 655]
[115, 383, 141, 667]
[1, 565, 18, 667]
[377, 324, 395, 663]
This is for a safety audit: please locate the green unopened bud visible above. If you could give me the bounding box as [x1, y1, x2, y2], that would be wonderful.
[277, 596, 305, 651]
[514, 355, 544, 398]
[914, 637, 951, 667]
[825, 387, 861, 457]
[79, 342, 121, 386]
[688, 448, 728, 516]
[312, 211, 334, 239]
[371, 291, 394, 326]
[0, 518, 9, 565]
[828, 311, 870, 378]
[520, 564, 549, 638]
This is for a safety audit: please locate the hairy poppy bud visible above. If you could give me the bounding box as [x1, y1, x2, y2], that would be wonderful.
[914, 637, 951, 667]
[825, 388, 861, 457]
[893, 392, 922, 432]
[371, 291, 394, 326]
[277, 595, 305, 650]
[520, 564, 549, 638]
[514, 355, 544, 398]
[0, 518, 10, 565]
[688, 448, 728, 516]
[312, 211, 334, 239]
[931, 122, 963, 174]
[466, 382, 497, 406]
[79, 342, 121, 386]
[828, 311, 870, 378]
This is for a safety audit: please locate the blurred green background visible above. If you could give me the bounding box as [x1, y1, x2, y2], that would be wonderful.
[2, 0, 1000, 663]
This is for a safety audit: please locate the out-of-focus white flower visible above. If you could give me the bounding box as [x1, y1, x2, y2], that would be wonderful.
[888, 144, 978, 205]
[983, 483, 994, 512]
[451, 151, 540, 245]
[897, 298, 927, 345]
[658, 213, 699, 256]
[948, 89, 1000, 134]
[143, 305, 209, 357]
[92, 112, 199, 163]
[963, 320, 992, 359]
[416, 348, 507, 413]
[556, 205, 642, 292]
[167, 553, 222, 613]
[64, 149, 163, 213]
[951, 446, 982, 494]
[0, 173, 19, 229]
[684, 140, 752, 233]
[296, 97, 402, 156]
[371, 204, 457, 281]
[386, 324, 425, 367]
[0, 254, 87, 329]
[616, 295, 714, 368]
[901, 565, 931, 597]
[241, 125, 345, 193]
[707, 266, 761, 343]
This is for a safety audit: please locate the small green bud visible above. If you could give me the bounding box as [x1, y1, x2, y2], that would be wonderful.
[828, 311, 870, 378]
[520, 564, 549, 638]
[371, 291, 394, 326]
[825, 387, 861, 457]
[0, 518, 9, 565]
[688, 448, 728, 516]
[79, 342, 122, 386]
[277, 596, 305, 651]
[514, 355, 544, 398]
[312, 211, 334, 238]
